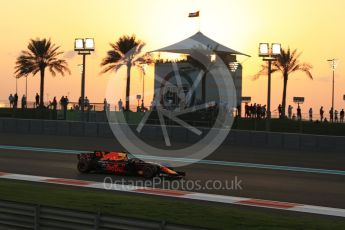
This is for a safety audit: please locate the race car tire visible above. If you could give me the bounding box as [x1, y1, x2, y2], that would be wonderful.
[143, 166, 156, 179]
[77, 160, 91, 173]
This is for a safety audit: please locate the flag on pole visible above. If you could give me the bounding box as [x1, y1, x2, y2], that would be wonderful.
[188, 11, 200, 17]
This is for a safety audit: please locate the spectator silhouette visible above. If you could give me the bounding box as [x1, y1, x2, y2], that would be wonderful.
[65, 96, 69, 110]
[21, 95, 27, 109]
[288, 105, 293, 119]
[103, 98, 108, 111]
[245, 103, 250, 118]
[78, 97, 82, 110]
[340, 109, 344, 123]
[8, 94, 14, 108]
[60, 96, 68, 119]
[35, 93, 40, 108]
[118, 99, 123, 111]
[320, 106, 324, 121]
[84, 96, 90, 110]
[329, 107, 334, 122]
[140, 99, 147, 112]
[297, 105, 302, 121]
[52, 97, 57, 111]
[14, 93, 18, 109]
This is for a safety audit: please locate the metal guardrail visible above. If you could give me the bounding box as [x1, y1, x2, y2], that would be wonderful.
[0, 100, 140, 112]
[0, 200, 206, 230]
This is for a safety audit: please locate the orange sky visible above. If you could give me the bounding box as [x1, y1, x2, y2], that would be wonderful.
[1, 0, 345, 111]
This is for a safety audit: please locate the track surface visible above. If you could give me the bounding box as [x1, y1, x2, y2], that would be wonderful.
[0, 133, 344, 209]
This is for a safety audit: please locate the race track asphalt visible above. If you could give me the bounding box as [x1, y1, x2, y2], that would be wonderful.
[0, 133, 344, 209]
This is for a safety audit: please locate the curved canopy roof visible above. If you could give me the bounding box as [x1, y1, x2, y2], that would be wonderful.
[152, 32, 250, 57]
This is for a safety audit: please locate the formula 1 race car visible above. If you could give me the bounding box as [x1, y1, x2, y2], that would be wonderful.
[77, 151, 185, 179]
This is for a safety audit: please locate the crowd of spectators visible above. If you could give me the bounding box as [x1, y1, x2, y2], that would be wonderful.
[6, 93, 345, 124]
[243, 102, 345, 123]
[244, 103, 267, 119]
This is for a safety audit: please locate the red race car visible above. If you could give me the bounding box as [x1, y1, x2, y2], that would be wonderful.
[77, 151, 185, 179]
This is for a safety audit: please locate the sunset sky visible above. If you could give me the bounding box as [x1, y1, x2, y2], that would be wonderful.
[1, 0, 345, 112]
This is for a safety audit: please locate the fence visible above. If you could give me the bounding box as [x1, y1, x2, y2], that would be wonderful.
[1, 100, 141, 112]
[233, 117, 345, 136]
[243, 110, 343, 123]
[0, 199, 205, 230]
[1, 117, 345, 152]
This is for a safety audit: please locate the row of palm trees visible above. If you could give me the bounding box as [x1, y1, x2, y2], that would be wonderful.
[14, 35, 150, 110]
[14, 35, 313, 116]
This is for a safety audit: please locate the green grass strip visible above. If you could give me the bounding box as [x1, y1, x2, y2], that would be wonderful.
[0, 179, 344, 229]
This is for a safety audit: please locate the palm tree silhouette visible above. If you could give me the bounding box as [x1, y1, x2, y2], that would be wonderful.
[254, 47, 313, 118]
[14, 38, 70, 108]
[101, 35, 149, 111]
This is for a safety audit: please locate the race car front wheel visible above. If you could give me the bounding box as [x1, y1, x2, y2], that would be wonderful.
[77, 160, 91, 173]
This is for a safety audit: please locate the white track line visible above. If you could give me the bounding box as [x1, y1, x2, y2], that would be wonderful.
[0, 172, 344, 218]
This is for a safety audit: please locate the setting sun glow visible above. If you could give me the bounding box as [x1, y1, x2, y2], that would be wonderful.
[1, 0, 345, 111]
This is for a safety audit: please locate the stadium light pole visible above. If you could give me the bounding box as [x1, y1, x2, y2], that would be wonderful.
[25, 76, 28, 99]
[74, 38, 94, 114]
[15, 77, 18, 95]
[259, 43, 281, 119]
[327, 58, 338, 111]
[141, 64, 147, 107]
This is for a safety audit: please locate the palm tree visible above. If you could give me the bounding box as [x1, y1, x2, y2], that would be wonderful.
[14, 38, 70, 108]
[101, 35, 150, 111]
[254, 47, 313, 118]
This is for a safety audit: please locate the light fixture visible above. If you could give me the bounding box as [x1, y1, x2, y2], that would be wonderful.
[74, 38, 94, 52]
[327, 59, 339, 70]
[271, 43, 281, 56]
[259, 43, 269, 57]
[74, 39, 84, 51]
[84, 38, 95, 50]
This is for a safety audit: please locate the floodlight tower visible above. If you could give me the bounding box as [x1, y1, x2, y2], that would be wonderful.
[74, 38, 95, 113]
[259, 43, 281, 118]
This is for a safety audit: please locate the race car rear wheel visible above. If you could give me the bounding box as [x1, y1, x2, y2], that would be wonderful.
[143, 166, 156, 179]
[77, 160, 91, 173]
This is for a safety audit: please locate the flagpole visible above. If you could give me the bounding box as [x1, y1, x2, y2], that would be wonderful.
[198, 11, 201, 32]
[188, 11, 201, 32]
